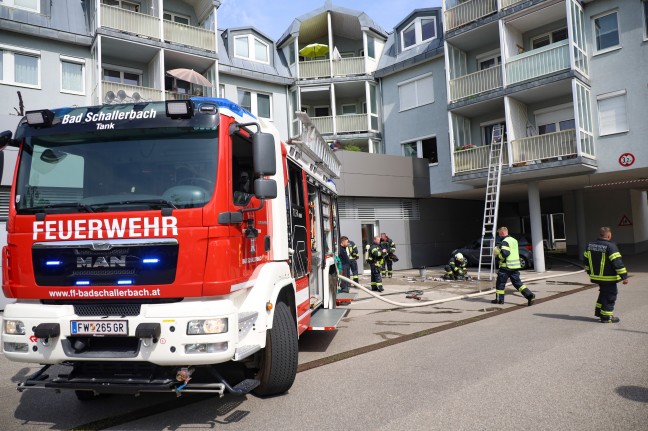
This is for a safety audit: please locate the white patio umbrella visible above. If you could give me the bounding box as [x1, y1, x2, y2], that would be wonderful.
[166, 68, 213, 87]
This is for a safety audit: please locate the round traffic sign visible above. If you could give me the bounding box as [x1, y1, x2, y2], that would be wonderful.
[619, 153, 635, 167]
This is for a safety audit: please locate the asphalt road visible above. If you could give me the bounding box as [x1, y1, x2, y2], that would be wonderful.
[0, 257, 646, 430]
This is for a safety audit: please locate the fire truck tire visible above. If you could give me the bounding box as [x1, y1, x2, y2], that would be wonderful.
[253, 301, 298, 397]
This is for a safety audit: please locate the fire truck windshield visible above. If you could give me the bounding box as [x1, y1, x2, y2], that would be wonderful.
[15, 127, 218, 214]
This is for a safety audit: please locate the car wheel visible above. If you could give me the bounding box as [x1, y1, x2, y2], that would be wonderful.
[519, 256, 529, 270]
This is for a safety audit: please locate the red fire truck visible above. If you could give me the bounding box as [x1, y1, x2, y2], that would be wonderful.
[0, 98, 345, 399]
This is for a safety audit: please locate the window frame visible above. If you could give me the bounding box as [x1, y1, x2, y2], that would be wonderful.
[596, 90, 629, 136]
[592, 10, 621, 55]
[341, 104, 357, 115]
[530, 27, 568, 50]
[643, 0, 648, 41]
[476, 49, 501, 71]
[102, 63, 143, 86]
[163, 11, 191, 25]
[236, 87, 273, 119]
[314, 105, 331, 117]
[400, 16, 437, 51]
[0, 43, 41, 89]
[401, 135, 438, 166]
[233, 34, 271, 64]
[102, 0, 140, 12]
[59, 55, 86, 95]
[397, 72, 434, 112]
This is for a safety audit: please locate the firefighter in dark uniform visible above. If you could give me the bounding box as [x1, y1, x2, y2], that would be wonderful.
[367, 236, 385, 292]
[380, 232, 396, 278]
[338, 236, 352, 293]
[584, 227, 628, 323]
[444, 253, 468, 280]
[347, 239, 360, 285]
[492, 227, 536, 306]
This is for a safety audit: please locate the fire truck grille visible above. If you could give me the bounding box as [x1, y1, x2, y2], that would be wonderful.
[72, 269, 137, 276]
[74, 303, 141, 317]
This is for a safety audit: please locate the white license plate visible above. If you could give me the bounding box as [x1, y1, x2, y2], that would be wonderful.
[71, 320, 128, 335]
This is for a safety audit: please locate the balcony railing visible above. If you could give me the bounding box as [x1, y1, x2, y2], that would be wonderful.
[444, 0, 497, 32]
[333, 57, 365, 76]
[506, 40, 570, 86]
[337, 114, 368, 133]
[510, 129, 577, 165]
[100, 4, 160, 39]
[165, 91, 192, 101]
[163, 20, 216, 51]
[449, 65, 503, 102]
[103, 81, 163, 102]
[311, 116, 334, 134]
[454, 144, 508, 173]
[501, 0, 525, 8]
[299, 60, 331, 79]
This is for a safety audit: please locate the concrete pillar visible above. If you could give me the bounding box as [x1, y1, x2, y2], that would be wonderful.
[574, 190, 587, 259]
[528, 182, 545, 272]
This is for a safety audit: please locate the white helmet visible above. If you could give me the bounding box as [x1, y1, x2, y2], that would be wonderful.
[455, 253, 464, 261]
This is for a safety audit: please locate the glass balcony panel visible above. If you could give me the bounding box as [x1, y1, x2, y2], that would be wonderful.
[510, 129, 577, 164]
[102, 81, 163, 102]
[332, 57, 365, 77]
[506, 40, 570, 86]
[444, 0, 497, 32]
[100, 4, 160, 39]
[454, 144, 508, 173]
[299, 60, 331, 79]
[163, 20, 216, 51]
[449, 65, 503, 102]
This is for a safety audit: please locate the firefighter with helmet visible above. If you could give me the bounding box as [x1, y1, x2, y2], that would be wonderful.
[444, 252, 468, 280]
[347, 238, 360, 285]
[366, 236, 385, 292]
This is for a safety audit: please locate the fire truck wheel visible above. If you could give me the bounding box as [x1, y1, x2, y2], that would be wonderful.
[253, 301, 298, 397]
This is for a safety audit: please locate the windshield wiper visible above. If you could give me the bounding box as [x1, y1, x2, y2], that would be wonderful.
[21, 202, 95, 214]
[87, 198, 178, 210]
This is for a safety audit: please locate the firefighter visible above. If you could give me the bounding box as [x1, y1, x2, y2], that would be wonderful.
[492, 227, 535, 306]
[366, 236, 385, 292]
[380, 232, 396, 278]
[444, 252, 468, 280]
[347, 238, 360, 285]
[584, 227, 628, 323]
[338, 236, 352, 293]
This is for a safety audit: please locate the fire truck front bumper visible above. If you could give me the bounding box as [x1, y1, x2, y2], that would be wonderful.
[1, 300, 261, 366]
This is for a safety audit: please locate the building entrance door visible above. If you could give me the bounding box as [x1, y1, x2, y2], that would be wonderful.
[361, 222, 379, 271]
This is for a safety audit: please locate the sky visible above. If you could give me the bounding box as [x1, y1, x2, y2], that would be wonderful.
[217, 0, 443, 41]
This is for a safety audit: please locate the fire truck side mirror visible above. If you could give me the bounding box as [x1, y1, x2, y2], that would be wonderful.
[254, 178, 277, 200]
[252, 132, 276, 176]
[0, 130, 12, 152]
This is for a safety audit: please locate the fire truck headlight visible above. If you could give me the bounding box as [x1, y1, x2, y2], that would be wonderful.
[4, 320, 25, 335]
[186, 318, 228, 335]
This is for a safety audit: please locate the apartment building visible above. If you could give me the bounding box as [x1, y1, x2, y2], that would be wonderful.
[441, 0, 648, 267]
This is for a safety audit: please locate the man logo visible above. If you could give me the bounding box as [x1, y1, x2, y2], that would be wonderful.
[77, 256, 126, 268]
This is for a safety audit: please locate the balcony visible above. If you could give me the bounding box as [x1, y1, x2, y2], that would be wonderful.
[299, 60, 330, 80]
[310, 114, 373, 135]
[163, 20, 216, 51]
[444, 0, 497, 32]
[510, 129, 577, 165]
[501, 0, 524, 9]
[454, 144, 509, 173]
[332, 57, 365, 76]
[165, 91, 192, 101]
[103, 81, 163, 103]
[299, 57, 368, 80]
[506, 40, 570, 86]
[100, 4, 160, 39]
[449, 66, 503, 102]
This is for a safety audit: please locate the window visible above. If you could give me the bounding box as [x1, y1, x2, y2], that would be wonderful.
[234, 35, 270, 63]
[531, 28, 568, 49]
[477, 51, 501, 70]
[535, 105, 575, 135]
[163, 12, 190, 25]
[597, 90, 628, 136]
[102, 0, 139, 12]
[237, 88, 272, 119]
[102, 65, 141, 86]
[594, 11, 620, 52]
[288, 42, 296, 65]
[219, 83, 225, 98]
[60, 56, 85, 94]
[643, 1, 648, 40]
[0, 45, 40, 87]
[398, 73, 434, 111]
[402, 137, 438, 164]
[482, 122, 507, 145]
[367, 36, 376, 59]
[314, 106, 330, 117]
[232, 134, 255, 207]
[401, 16, 437, 50]
[341, 104, 356, 115]
[2, 0, 39, 12]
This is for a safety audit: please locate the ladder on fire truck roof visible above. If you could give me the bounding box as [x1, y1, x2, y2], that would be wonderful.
[477, 124, 504, 281]
[289, 112, 341, 179]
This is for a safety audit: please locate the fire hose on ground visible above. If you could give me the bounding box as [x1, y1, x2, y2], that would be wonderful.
[337, 265, 586, 308]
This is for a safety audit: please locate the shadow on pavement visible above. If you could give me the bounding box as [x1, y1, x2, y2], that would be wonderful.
[615, 386, 648, 403]
[533, 313, 598, 323]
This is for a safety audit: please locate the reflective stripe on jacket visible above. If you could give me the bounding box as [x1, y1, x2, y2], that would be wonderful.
[367, 244, 384, 264]
[498, 236, 521, 270]
[584, 239, 628, 283]
[348, 241, 359, 260]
